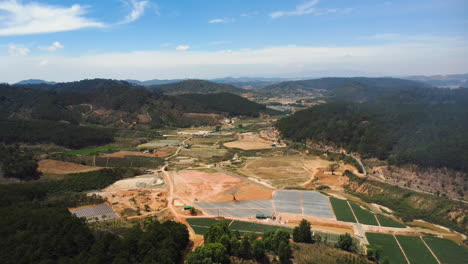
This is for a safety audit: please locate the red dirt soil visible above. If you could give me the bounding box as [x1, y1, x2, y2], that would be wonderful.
[38, 159, 102, 174]
[172, 170, 273, 203]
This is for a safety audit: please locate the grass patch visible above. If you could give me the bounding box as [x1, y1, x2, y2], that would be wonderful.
[396, 235, 438, 264]
[350, 202, 378, 226]
[377, 215, 406, 228]
[186, 218, 292, 236]
[66, 146, 134, 156]
[95, 156, 164, 168]
[329, 197, 356, 223]
[423, 236, 468, 264]
[366, 233, 407, 264]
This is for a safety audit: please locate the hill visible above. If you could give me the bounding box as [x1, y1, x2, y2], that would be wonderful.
[277, 87, 468, 171]
[405, 73, 468, 88]
[149, 79, 247, 95]
[261, 77, 429, 98]
[14, 79, 56, 85]
[126, 79, 185, 86]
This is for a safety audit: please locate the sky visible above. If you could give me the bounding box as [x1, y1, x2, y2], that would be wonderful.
[0, 0, 467, 83]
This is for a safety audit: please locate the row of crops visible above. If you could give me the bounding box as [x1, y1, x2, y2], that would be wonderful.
[186, 218, 292, 236]
[329, 197, 405, 228]
[366, 233, 468, 264]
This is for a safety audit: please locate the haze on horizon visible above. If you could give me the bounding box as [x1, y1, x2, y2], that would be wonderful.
[0, 0, 467, 83]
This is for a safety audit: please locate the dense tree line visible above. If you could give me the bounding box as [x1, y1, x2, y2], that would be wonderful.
[0, 168, 189, 263]
[187, 222, 292, 263]
[148, 79, 246, 95]
[277, 88, 468, 171]
[0, 119, 114, 148]
[0, 144, 40, 180]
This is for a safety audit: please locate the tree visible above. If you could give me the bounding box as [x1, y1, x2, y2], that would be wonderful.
[186, 243, 230, 264]
[226, 186, 240, 201]
[328, 163, 340, 175]
[252, 240, 266, 261]
[277, 241, 291, 263]
[336, 233, 354, 252]
[0, 145, 41, 180]
[293, 219, 313, 243]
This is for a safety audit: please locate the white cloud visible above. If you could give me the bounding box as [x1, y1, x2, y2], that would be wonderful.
[8, 44, 30, 56]
[38, 59, 48, 66]
[119, 0, 149, 24]
[269, 0, 338, 19]
[175, 45, 190, 51]
[208, 18, 232, 24]
[1, 36, 467, 82]
[41, 41, 64, 52]
[0, 0, 104, 35]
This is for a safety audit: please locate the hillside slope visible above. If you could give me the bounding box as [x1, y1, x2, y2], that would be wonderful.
[149, 79, 247, 95]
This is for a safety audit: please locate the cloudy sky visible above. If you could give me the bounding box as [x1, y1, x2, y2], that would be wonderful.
[0, 0, 467, 82]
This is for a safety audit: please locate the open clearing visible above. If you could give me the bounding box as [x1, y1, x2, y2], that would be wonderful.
[238, 155, 332, 188]
[172, 169, 272, 203]
[224, 132, 275, 150]
[38, 159, 102, 175]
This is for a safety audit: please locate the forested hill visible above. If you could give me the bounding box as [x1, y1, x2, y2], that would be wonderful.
[261, 77, 429, 97]
[1, 79, 271, 129]
[277, 88, 468, 171]
[148, 79, 247, 95]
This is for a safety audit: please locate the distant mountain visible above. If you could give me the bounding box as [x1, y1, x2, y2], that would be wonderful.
[405, 73, 468, 88]
[260, 77, 429, 99]
[126, 79, 185, 86]
[15, 79, 56, 85]
[211, 77, 292, 89]
[148, 79, 247, 95]
[14, 79, 137, 91]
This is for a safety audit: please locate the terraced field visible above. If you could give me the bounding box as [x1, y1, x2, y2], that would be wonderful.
[396, 236, 437, 264]
[329, 197, 356, 223]
[423, 236, 468, 264]
[350, 203, 378, 226]
[366, 233, 408, 264]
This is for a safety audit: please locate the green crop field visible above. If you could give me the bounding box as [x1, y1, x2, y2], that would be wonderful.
[423, 236, 468, 264]
[366, 233, 407, 264]
[314, 232, 341, 244]
[229, 221, 292, 234]
[350, 202, 378, 226]
[186, 218, 231, 227]
[95, 156, 164, 168]
[396, 236, 437, 264]
[377, 215, 406, 228]
[66, 146, 134, 156]
[329, 197, 357, 223]
[192, 226, 211, 235]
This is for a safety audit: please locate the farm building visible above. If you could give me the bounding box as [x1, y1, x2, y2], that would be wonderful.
[69, 203, 118, 223]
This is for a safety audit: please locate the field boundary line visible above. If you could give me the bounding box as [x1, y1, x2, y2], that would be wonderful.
[347, 201, 359, 223]
[299, 191, 304, 216]
[228, 220, 234, 227]
[393, 234, 411, 264]
[374, 214, 381, 226]
[420, 236, 442, 264]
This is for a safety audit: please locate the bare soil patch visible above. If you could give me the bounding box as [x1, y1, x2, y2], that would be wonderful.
[101, 150, 170, 158]
[224, 132, 275, 150]
[38, 159, 102, 175]
[238, 155, 332, 188]
[172, 169, 272, 203]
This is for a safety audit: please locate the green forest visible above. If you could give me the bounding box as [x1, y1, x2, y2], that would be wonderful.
[0, 168, 190, 264]
[277, 88, 468, 171]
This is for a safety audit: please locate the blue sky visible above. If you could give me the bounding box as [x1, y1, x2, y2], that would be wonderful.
[0, 0, 467, 82]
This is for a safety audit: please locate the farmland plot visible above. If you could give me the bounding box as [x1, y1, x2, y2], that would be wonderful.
[423, 236, 468, 264]
[350, 203, 378, 226]
[378, 215, 406, 228]
[329, 197, 357, 223]
[396, 236, 437, 264]
[366, 233, 407, 264]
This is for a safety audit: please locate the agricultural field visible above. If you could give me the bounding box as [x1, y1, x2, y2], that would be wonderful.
[66, 146, 134, 156]
[350, 202, 378, 226]
[366, 233, 408, 264]
[329, 197, 357, 223]
[238, 154, 332, 188]
[95, 156, 164, 168]
[423, 236, 468, 264]
[377, 215, 406, 228]
[186, 218, 291, 236]
[223, 132, 276, 150]
[396, 236, 438, 264]
[38, 159, 102, 175]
